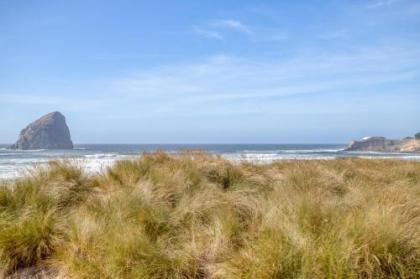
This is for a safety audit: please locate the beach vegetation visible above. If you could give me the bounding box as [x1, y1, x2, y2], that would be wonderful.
[0, 153, 419, 278]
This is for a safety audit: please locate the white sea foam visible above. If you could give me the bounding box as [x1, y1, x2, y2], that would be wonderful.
[12, 149, 47, 152]
[223, 153, 336, 163]
[84, 153, 119, 159]
[1, 149, 420, 180]
[76, 158, 117, 174]
[239, 149, 341, 154]
[77, 154, 139, 174]
[0, 164, 35, 179]
[278, 149, 341, 154]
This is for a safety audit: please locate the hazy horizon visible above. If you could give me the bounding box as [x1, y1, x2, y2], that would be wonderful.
[1, 141, 348, 145]
[1, 0, 419, 143]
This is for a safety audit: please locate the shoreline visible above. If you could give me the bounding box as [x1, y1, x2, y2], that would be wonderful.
[1, 149, 420, 181]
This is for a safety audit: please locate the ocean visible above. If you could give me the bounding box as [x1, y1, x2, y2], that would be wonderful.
[1, 143, 419, 179]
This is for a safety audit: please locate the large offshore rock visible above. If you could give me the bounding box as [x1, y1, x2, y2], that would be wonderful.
[11, 112, 73, 150]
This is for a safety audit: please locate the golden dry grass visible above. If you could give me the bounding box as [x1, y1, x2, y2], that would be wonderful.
[0, 152, 419, 278]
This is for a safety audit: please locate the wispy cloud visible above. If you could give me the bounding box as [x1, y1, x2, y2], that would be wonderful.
[363, 0, 420, 22]
[193, 26, 223, 40]
[194, 19, 290, 42]
[194, 18, 252, 40]
[212, 19, 252, 34]
[0, 94, 106, 111]
[316, 29, 350, 40]
[110, 45, 420, 115]
[366, 0, 400, 9]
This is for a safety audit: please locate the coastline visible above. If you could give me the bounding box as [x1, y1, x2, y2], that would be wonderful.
[1, 144, 420, 180]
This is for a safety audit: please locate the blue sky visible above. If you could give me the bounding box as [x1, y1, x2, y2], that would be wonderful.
[1, 0, 419, 143]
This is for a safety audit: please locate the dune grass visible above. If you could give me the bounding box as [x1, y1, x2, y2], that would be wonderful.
[0, 152, 419, 278]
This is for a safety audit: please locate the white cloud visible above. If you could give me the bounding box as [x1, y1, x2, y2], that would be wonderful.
[193, 26, 223, 40]
[194, 19, 252, 40]
[194, 19, 289, 42]
[0, 94, 106, 111]
[316, 30, 349, 40]
[110, 45, 420, 115]
[213, 19, 252, 34]
[366, 0, 400, 9]
[360, 0, 420, 20]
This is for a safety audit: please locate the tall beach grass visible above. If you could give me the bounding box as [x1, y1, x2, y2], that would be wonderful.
[0, 152, 419, 278]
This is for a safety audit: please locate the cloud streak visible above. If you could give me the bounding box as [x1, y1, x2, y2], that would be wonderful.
[194, 19, 252, 40]
[110, 45, 420, 115]
[212, 19, 252, 34]
[0, 94, 107, 111]
[193, 26, 223, 40]
[366, 0, 400, 9]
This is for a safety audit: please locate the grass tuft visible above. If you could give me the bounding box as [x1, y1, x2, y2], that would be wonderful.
[0, 154, 419, 278]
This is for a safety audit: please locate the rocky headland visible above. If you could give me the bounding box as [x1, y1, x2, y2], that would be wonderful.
[345, 134, 420, 152]
[11, 112, 73, 150]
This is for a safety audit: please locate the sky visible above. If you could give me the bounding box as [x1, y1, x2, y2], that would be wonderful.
[1, 0, 419, 144]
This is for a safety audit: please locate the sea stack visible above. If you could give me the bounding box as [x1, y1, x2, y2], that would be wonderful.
[11, 112, 73, 150]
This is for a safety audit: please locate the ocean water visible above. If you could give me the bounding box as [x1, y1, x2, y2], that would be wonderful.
[1, 143, 419, 179]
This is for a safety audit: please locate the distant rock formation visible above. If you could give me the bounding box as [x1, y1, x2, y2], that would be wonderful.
[11, 112, 73, 150]
[345, 134, 420, 152]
